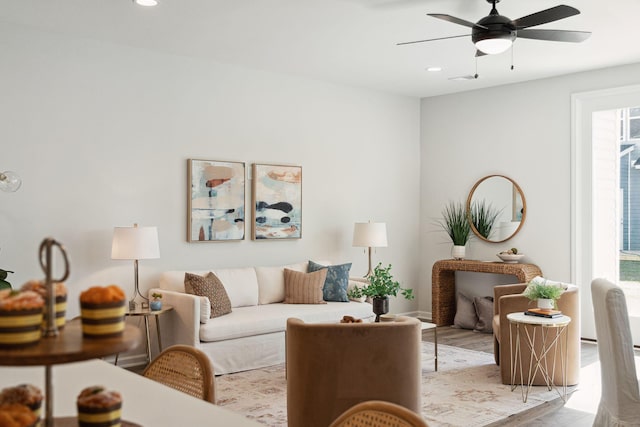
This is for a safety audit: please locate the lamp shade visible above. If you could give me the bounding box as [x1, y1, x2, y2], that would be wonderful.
[352, 222, 388, 248]
[111, 225, 160, 260]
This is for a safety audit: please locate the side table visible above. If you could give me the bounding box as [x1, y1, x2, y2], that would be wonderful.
[420, 321, 438, 371]
[115, 305, 173, 367]
[507, 312, 571, 403]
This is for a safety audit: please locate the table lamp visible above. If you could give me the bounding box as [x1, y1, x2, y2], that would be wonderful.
[111, 223, 160, 310]
[352, 221, 387, 278]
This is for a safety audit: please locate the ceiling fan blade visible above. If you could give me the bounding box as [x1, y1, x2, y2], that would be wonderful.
[449, 74, 478, 81]
[517, 29, 591, 43]
[397, 34, 469, 46]
[428, 13, 488, 30]
[511, 5, 580, 29]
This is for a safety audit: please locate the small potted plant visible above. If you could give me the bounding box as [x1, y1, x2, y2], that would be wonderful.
[523, 281, 564, 310]
[150, 292, 163, 311]
[0, 269, 14, 290]
[438, 201, 471, 259]
[469, 199, 502, 240]
[347, 263, 414, 322]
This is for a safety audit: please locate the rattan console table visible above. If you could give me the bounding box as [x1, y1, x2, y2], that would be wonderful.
[431, 259, 542, 326]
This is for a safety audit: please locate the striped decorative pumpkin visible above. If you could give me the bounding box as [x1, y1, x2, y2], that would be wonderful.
[80, 300, 126, 338]
[0, 307, 44, 348]
[77, 402, 122, 427]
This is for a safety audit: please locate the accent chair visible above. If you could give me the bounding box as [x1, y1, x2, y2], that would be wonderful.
[492, 283, 580, 386]
[286, 316, 422, 427]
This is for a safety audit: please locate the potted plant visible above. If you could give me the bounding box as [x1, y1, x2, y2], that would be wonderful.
[150, 292, 163, 311]
[0, 269, 14, 290]
[523, 281, 564, 309]
[469, 199, 502, 240]
[438, 201, 471, 259]
[347, 263, 414, 322]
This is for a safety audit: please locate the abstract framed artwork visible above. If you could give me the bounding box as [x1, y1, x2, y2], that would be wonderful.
[188, 159, 245, 242]
[252, 163, 302, 240]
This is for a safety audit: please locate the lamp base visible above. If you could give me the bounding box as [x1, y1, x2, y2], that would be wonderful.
[129, 299, 149, 311]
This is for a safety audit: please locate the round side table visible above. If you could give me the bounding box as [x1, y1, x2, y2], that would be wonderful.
[506, 311, 571, 403]
[115, 305, 173, 367]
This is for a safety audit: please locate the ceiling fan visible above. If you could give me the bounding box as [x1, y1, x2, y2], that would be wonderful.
[398, 0, 591, 56]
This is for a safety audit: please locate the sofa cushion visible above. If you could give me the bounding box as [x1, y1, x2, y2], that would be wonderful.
[198, 301, 375, 342]
[308, 260, 351, 302]
[184, 272, 232, 319]
[284, 268, 327, 304]
[211, 268, 259, 308]
[255, 262, 307, 305]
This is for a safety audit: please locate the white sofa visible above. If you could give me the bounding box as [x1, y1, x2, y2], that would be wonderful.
[150, 260, 374, 375]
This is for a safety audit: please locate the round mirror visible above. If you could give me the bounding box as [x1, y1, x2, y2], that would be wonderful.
[466, 175, 526, 243]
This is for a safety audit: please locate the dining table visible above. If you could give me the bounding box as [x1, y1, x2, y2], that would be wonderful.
[0, 358, 262, 426]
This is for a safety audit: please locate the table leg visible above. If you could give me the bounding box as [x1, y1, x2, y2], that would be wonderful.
[144, 316, 152, 364]
[155, 315, 163, 354]
[434, 326, 438, 372]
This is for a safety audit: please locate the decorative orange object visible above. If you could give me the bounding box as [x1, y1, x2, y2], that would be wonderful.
[0, 402, 38, 427]
[80, 285, 125, 305]
[0, 290, 45, 311]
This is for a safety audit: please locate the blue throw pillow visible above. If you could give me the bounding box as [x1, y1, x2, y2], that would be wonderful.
[308, 260, 351, 302]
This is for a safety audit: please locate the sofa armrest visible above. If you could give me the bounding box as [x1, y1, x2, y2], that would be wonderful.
[150, 288, 201, 348]
[493, 283, 528, 316]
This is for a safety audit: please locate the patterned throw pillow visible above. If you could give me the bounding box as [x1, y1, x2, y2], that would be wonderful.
[184, 272, 232, 319]
[283, 268, 327, 304]
[307, 260, 351, 302]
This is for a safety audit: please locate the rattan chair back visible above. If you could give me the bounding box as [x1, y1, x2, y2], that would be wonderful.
[329, 400, 428, 427]
[142, 344, 215, 404]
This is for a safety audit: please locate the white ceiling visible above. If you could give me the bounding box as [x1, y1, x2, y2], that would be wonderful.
[1, 0, 639, 98]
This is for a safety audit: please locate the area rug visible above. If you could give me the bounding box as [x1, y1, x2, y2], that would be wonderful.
[216, 342, 573, 426]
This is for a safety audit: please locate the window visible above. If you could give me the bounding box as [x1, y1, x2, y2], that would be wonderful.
[619, 106, 640, 141]
[630, 107, 640, 140]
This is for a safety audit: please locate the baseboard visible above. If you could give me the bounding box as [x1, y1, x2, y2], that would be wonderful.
[396, 310, 433, 322]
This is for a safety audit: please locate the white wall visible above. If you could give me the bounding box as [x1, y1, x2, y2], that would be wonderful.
[420, 62, 640, 316]
[0, 22, 421, 318]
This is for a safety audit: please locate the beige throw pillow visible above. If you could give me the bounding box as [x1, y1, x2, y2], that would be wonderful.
[184, 272, 232, 319]
[283, 268, 327, 304]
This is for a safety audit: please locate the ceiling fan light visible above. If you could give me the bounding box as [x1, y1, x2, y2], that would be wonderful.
[475, 38, 512, 55]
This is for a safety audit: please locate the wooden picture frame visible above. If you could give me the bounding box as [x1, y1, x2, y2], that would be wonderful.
[187, 159, 245, 242]
[252, 163, 302, 240]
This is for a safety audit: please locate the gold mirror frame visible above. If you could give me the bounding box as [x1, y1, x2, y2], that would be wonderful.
[466, 175, 526, 243]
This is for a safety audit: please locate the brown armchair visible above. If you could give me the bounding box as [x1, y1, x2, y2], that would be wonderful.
[492, 283, 580, 386]
[286, 316, 422, 427]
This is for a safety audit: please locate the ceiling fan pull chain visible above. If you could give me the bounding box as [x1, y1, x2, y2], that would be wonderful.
[511, 45, 515, 70]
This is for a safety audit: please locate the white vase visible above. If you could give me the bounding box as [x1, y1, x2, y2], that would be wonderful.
[452, 245, 466, 260]
[537, 298, 554, 310]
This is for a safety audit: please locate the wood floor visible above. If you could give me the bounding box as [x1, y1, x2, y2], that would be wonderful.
[421, 324, 600, 426]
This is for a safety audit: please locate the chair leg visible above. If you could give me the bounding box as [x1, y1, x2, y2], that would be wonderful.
[494, 337, 500, 365]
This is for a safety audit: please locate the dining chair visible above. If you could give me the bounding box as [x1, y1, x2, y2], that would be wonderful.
[142, 344, 216, 404]
[329, 400, 429, 427]
[591, 278, 640, 425]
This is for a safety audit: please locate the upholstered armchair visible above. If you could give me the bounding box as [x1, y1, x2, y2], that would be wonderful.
[492, 283, 580, 386]
[286, 316, 422, 427]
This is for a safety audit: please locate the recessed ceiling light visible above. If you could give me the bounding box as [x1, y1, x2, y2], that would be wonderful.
[426, 67, 442, 72]
[133, 0, 158, 6]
